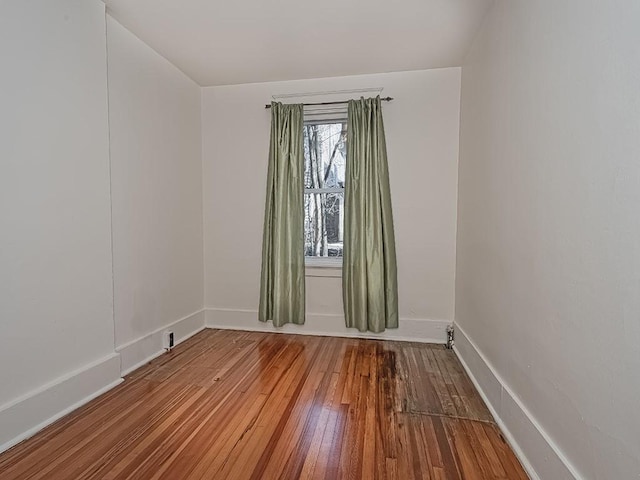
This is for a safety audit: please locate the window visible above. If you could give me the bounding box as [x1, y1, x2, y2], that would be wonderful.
[303, 119, 347, 265]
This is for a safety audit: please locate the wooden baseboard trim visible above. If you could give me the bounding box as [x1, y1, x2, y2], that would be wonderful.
[0, 353, 122, 454]
[205, 307, 449, 344]
[453, 323, 581, 480]
[117, 309, 206, 376]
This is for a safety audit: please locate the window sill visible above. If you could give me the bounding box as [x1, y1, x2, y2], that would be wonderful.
[305, 258, 342, 277]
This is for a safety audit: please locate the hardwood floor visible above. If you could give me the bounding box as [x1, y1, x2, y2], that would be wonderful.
[0, 330, 528, 479]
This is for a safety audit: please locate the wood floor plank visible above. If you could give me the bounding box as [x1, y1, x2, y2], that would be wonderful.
[0, 330, 529, 480]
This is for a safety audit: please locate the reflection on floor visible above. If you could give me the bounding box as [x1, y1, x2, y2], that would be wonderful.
[0, 329, 528, 479]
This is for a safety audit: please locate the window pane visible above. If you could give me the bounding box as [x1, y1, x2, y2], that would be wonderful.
[303, 122, 347, 190]
[304, 192, 344, 258]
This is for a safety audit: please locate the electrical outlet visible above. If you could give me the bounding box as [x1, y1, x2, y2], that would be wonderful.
[163, 331, 175, 350]
[446, 325, 454, 349]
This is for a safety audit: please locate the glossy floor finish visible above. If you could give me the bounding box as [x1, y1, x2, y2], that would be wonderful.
[0, 330, 528, 479]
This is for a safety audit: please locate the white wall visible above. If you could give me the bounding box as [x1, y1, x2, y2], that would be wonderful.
[0, 0, 120, 448]
[202, 69, 461, 341]
[106, 16, 205, 373]
[456, 1, 640, 479]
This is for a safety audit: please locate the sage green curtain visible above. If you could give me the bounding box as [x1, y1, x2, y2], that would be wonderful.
[258, 102, 306, 327]
[343, 96, 398, 333]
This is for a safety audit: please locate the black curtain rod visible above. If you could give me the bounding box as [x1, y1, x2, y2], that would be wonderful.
[264, 97, 393, 109]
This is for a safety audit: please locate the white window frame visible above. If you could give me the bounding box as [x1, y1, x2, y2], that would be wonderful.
[303, 115, 347, 269]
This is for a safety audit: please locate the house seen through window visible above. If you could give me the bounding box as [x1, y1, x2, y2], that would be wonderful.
[303, 119, 347, 262]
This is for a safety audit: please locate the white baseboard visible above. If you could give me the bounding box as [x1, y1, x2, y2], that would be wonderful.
[453, 323, 582, 480]
[205, 307, 449, 344]
[0, 309, 207, 455]
[117, 309, 206, 376]
[0, 353, 122, 454]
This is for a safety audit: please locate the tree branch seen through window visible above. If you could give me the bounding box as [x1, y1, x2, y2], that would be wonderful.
[303, 121, 347, 259]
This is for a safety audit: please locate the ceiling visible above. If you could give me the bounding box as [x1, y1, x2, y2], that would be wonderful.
[105, 0, 493, 87]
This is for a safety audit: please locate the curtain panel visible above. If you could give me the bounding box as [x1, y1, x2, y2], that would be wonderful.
[343, 96, 399, 333]
[258, 102, 306, 327]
